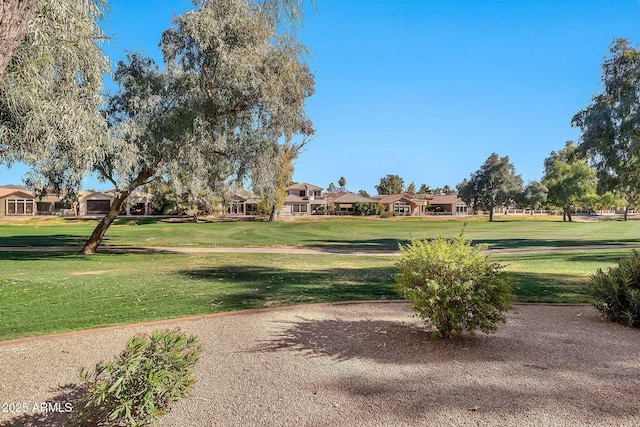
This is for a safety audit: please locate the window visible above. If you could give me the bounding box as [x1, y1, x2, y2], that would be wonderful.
[394, 202, 411, 215]
[292, 204, 308, 213]
[6, 199, 34, 215]
[299, 190, 306, 197]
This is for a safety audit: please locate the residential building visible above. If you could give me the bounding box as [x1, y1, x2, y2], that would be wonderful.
[228, 191, 261, 216]
[372, 193, 428, 215]
[327, 192, 377, 214]
[0, 187, 37, 216]
[280, 183, 326, 216]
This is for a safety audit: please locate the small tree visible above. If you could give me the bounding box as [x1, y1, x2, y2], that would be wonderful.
[395, 233, 513, 338]
[338, 176, 347, 191]
[357, 189, 371, 198]
[457, 153, 523, 221]
[418, 183, 430, 194]
[542, 141, 596, 221]
[406, 182, 416, 195]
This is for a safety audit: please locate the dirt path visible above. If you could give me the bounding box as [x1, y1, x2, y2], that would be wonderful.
[0, 302, 638, 426]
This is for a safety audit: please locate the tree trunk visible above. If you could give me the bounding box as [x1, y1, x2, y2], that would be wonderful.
[564, 206, 573, 222]
[624, 204, 629, 221]
[82, 190, 130, 254]
[268, 205, 277, 222]
[81, 170, 154, 254]
[489, 206, 494, 222]
[562, 207, 567, 222]
[0, 0, 38, 83]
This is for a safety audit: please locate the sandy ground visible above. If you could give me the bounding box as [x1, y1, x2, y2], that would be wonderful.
[0, 302, 639, 426]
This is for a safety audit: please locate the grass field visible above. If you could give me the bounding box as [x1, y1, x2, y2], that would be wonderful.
[0, 215, 639, 250]
[0, 248, 631, 340]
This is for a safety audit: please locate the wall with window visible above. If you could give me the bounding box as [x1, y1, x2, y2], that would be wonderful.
[5, 198, 35, 215]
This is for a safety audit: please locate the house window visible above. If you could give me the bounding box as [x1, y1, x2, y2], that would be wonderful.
[393, 202, 411, 215]
[299, 190, 306, 197]
[292, 204, 308, 213]
[6, 199, 34, 215]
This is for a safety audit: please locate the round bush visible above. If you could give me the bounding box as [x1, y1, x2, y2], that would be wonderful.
[589, 249, 640, 327]
[395, 234, 513, 338]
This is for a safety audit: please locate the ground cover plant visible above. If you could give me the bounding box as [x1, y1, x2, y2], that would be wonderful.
[0, 216, 639, 251]
[396, 234, 513, 338]
[0, 249, 632, 340]
[71, 328, 202, 426]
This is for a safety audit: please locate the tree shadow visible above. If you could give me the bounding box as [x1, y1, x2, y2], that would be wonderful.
[509, 272, 591, 303]
[303, 237, 640, 252]
[251, 317, 503, 365]
[179, 265, 397, 310]
[0, 383, 83, 427]
[0, 234, 90, 247]
[248, 308, 640, 420]
[304, 238, 411, 251]
[0, 251, 83, 261]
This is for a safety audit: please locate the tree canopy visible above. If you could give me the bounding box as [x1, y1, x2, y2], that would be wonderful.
[542, 141, 596, 222]
[0, 0, 109, 191]
[375, 174, 405, 195]
[572, 38, 640, 220]
[457, 153, 523, 221]
[82, 0, 314, 253]
[518, 180, 548, 213]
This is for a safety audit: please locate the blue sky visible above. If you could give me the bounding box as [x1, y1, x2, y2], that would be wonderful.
[2, 0, 640, 195]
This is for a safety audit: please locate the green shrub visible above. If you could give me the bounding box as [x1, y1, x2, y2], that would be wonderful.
[395, 234, 513, 338]
[352, 202, 382, 216]
[589, 249, 640, 327]
[71, 328, 203, 426]
[380, 210, 395, 218]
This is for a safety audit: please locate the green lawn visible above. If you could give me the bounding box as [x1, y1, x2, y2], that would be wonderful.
[0, 216, 639, 250]
[0, 249, 630, 340]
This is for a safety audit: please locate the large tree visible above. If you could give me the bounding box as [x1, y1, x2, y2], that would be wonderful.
[0, 0, 109, 191]
[375, 174, 405, 195]
[457, 153, 523, 222]
[542, 141, 596, 222]
[572, 38, 640, 220]
[82, 0, 314, 253]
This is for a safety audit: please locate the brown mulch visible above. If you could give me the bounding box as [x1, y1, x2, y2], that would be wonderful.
[0, 302, 639, 426]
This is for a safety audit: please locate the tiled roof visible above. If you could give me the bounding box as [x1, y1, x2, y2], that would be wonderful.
[284, 194, 306, 203]
[374, 194, 416, 204]
[324, 191, 347, 203]
[429, 194, 464, 205]
[0, 187, 34, 199]
[286, 183, 323, 191]
[330, 192, 376, 204]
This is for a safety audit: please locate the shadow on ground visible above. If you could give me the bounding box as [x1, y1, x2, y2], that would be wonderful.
[248, 308, 640, 420]
[0, 383, 83, 427]
[179, 265, 397, 308]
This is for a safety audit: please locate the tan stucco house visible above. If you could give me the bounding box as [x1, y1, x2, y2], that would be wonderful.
[280, 183, 326, 216]
[0, 188, 37, 216]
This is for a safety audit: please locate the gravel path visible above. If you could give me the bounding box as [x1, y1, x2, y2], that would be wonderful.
[0, 302, 638, 426]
